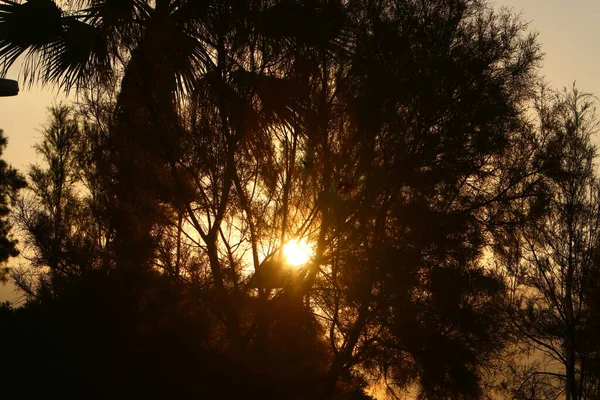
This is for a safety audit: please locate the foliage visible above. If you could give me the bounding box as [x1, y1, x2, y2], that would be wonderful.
[0, 129, 25, 282]
[3, 1, 598, 399]
[498, 86, 600, 400]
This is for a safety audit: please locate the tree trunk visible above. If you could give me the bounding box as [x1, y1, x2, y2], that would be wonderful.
[565, 196, 578, 400]
[321, 303, 370, 400]
[322, 357, 345, 400]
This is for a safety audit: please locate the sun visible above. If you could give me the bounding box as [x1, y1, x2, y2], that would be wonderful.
[283, 239, 313, 267]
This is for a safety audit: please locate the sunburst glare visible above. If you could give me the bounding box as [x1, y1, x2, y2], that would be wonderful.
[283, 239, 314, 267]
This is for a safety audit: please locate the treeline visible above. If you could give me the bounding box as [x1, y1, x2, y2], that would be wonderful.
[0, 0, 599, 399]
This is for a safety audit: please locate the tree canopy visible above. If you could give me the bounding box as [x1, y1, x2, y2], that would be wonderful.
[1, 1, 599, 399]
[0, 130, 25, 279]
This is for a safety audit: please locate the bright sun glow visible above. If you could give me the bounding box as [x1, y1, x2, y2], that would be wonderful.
[283, 239, 313, 267]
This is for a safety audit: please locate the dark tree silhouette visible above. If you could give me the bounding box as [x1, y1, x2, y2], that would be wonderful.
[0, 129, 25, 282]
[309, 2, 544, 398]
[499, 86, 600, 400]
[13, 105, 106, 296]
[2, 1, 591, 400]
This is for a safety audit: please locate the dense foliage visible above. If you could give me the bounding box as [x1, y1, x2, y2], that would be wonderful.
[0, 130, 25, 277]
[0, 1, 599, 399]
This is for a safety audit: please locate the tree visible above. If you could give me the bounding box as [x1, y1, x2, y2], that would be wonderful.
[0, 129, 25, 282]
[1, 1, 557, 399]
[13, 104, 108, 297]
[310, 1, 544, 397]
[0, 0, 350, 289]
[500, 86, 600, 400]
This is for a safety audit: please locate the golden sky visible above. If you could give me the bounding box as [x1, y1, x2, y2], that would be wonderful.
[1, 0, 600, 303]
[496, 0, 600, 100]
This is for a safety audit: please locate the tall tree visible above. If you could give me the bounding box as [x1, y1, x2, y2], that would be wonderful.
[0, 0, 350, 299]
[501, 87, 600, 400]
[0, 129, 25, 282]
[1, 1, 562, 399]
[13, 104, 107, 297]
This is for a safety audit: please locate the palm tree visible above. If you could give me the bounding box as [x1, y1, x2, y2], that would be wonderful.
[0, 0, 349, 349]
[0, 0, 212, 90]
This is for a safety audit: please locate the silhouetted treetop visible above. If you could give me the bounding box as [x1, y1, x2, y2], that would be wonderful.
[1, 1, 584, 400]
[0, 130, 25, 276]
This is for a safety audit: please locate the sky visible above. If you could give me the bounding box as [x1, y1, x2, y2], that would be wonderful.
[1, 0, 600, 303]
[496, 0, 600, 97]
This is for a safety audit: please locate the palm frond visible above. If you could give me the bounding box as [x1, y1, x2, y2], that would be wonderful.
[0, 0, 111, 89]
[0, 0, 63, 76]
[79, 0, 148, 54]
[41, 16, 111, 91]
[170, 0, 213, 25]
[258, 1, 351, 52]
[230, 68, 304, 126]
[82, 0, 149, 27]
